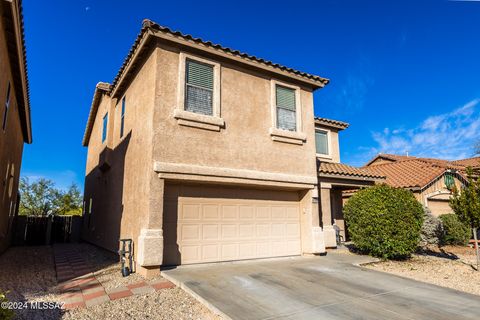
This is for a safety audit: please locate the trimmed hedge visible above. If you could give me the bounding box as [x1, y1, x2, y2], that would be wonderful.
[344, 184, 424, 259]
[439, 214, 470, 245]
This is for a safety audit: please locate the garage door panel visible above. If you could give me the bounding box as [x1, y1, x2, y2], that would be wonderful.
[256, 224, 271, 238]
[256, 207, 270, 219]
[202, 224, 219, 240]
[203, 205, 220, 219]
[180, 225, 200, 241]
[182, 204, 201, 220]
[222, 205, 238, 219]
[239, 206, 255, 219]
[239, 224, 255, 238]
[272, 207, 286, 219]
[166, 190, 301, 265]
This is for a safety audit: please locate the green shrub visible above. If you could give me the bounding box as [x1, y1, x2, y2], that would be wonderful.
[344, 184, 424, 259]
[0, 291, 14, 320]
[439, 214, 470, 245]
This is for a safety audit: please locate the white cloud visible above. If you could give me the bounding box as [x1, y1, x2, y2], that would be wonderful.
[364, 98, 480, 162]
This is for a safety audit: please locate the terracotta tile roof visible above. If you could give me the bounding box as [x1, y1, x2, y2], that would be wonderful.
[366, 153, 474, 171]
[318, 162, 385, 180]
[111, 19, 329, 96]
[452, 156, 480, 167]
[314, 117, 349, 130]
[83, 19, 330, 146]
[364, 159, 446, 189]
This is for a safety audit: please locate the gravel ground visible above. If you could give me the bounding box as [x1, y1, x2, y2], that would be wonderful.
[365, 245, 480, 296]
[0, 244, 219, 320]
[75, 243, 163, 290]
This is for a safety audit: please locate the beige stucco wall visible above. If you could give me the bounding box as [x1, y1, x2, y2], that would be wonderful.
[83, 49, 157, 254]
[152, 43, 318, 178]
[0, 16, 25, 254]
[83, 40, 323, 272]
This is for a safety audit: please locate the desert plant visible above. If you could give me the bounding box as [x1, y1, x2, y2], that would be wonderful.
[439, 214, 470, 245]
[0, 291, 14, 320]
[420, 208, 443, 247]
[450, 167, 480, 270]
[344, 184, 424, 259]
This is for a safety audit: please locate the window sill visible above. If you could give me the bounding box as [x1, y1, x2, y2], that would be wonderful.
[316, 154, 333, 161]
[269, 128, 306, 145]
[173, 109, 225, 132]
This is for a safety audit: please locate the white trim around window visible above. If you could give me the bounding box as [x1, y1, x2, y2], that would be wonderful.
[174, 52, 224, 131]
[315, 128, 333, 160]
[269, 79, 305, 144]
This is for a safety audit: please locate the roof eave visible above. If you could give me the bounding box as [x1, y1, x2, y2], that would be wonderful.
[110, 20, 329, 98]
[4, 0, 31, 143]
[318, 172, 385, 182]
[82, 83, 111, 146]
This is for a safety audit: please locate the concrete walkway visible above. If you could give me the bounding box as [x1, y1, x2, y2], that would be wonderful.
[162, 253, 480, 320]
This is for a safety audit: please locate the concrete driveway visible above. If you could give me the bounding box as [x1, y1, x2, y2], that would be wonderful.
[162, 253, 480, 320]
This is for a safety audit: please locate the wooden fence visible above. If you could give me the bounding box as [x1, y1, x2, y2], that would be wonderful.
[12, 215, 82, 246]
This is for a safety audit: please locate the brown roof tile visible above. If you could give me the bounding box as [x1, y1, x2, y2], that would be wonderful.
[314, 117, 349, 130]
[452, 156, 480, 167]
[364, 159, 446, 189]
[318, 162, 385, 180]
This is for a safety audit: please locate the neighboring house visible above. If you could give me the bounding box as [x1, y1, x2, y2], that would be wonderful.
[361, 154, 474, 217]
[0, 0, 32, 253]
[82, 20, 378, 275]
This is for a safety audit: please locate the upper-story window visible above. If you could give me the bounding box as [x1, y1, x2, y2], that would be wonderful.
[275, 85, 297, 131]
[102, 113, 108, 143]
[120, 97, 126, 138]
[174, 53, 223, 131]
[3, 82, 11, 131]
[185, 59, 214, 116]
[315, 130, 329, 155]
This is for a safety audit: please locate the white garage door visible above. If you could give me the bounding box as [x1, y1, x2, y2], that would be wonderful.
[163, 187, 302, 265]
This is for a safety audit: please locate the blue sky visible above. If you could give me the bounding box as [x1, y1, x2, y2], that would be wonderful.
[21, 0, 480, 190]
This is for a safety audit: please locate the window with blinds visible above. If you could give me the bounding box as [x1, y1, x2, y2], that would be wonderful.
[315, 130, 329, 155]
[185, 59, 214, 116]
[120, 97, 126, 138]
[102, 113, 108, 143]
[276, 85, 296, 131]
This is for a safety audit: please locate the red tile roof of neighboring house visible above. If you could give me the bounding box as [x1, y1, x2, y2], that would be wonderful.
[364, 159, 445, 189]
[318, 162, 385, 180]
[364, 153, 472, 190]
[452, 156, 480, 167]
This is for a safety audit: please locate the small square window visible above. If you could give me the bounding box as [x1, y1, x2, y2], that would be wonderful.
[315, 130, 329, 155]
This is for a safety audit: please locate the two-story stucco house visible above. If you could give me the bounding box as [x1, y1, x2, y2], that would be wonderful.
[0, 0, 32, 254]
[82, 20, 381, 276]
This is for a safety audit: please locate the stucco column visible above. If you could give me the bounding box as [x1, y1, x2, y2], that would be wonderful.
[320, 183, 337, 248]
[136, 177, 165, 273]
[310, 187, 326, 254]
